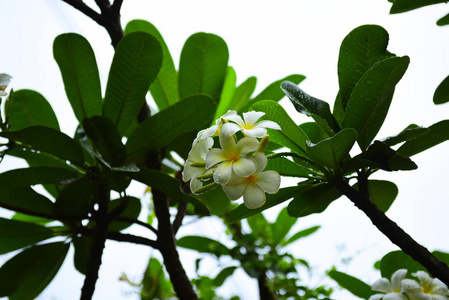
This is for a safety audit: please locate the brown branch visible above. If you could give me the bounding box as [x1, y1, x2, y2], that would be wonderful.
[112, 216, 158, 235]
[61, 0, 102, 23]
[106, 232, 159, 249]
[172, 200, 187, 235]
[335, 177, 449, 286]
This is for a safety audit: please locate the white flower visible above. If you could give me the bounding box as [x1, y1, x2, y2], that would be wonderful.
[205, 123, 259, 185]
[369, 269, 408, 300]
[0, 74, 12, 96]
[182, 137, 213, 193]
[222, 152, 280, 209]
[225, 111, 281, 138]
[402, 271, 449, 300]
[193, 110, 238, 144]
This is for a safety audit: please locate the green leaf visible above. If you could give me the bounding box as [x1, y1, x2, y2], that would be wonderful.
[328, 269, 375, 299]
[282, 225, 320, 247]
[437, 12, 449, 26]
[353, 180, 398, 212]
[0, 242, 69, 299]
[227, 184, 314, 223]
[0, 218, 55, 255]
[0, 126, 85, 166]
[306, 128, 357, 170]
[380, 250, 424, 279]
[103, 32, 163, 136]
[0, 167, 79, 190]
[433, 74, 449, 104]
[0, 187, 54, 218]
[131, 168, 209, 216]
[389, 0, 447, 14]
[73, 235, 92, 275]
[124, 20, 178, 110]
[287, 183, 342, 218]
[54, 175, 95, 218]
[250, 100, 309, 157]
[337, 25, 394, 109]
[212, 266, 238, 287]
[229, 76, 257, 112]
[53, 33, 102, 122]
[397, 120, 449, 157]
[281, 81, 340, 135]
[108, 196, 142, 232]
[343, 141, 417, 172]
[8, 90, 59, 131]
[126, 95, 215, 162]
[271, 208, 297, 247]
[213, 66, 237, 121]
[177, 236, 231, 257]
[383, 124, 430, 147]
[83, 116, 126, 167]
[265, 156, 309, 177]
[343, 56, 410, 150]
[11, 214, 51, 226]
[299, 122, 329, 144]
[194, 186, 230, 216]
[242, 74, 306, 112]
[178, 32, 229, 102]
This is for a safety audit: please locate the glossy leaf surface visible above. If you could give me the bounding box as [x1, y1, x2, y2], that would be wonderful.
[213, 66, 237, 121]
[265, 156, 309, 177]
[0, 167, 79, 189]
[108, 196, 142, 232]
[353, 180, 398, 212]
[328, 269, 374, 299]
[177, 236, 231, 257]
[382, 124, 429, 147]
[388, 0, 447, 13]
[271, 208, 297, 247]
[0, 187, 54, 218]
[282, 225, 320, 247]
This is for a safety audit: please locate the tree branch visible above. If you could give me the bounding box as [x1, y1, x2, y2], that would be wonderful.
[172, 199, 187, 235]
[106, 232, 159, 249]
[112, 216, 158, 235]
[335, 177, 449, 286]
[61, 0, 102, 23]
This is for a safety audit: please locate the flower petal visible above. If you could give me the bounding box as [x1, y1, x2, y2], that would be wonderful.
[256, 171, 280, 194]
[190, 178, 203, 194]
[222, 182, 247, 200]
[243, 183, 266, 209]
[213, 161, 233, 185]
[372, 278, 393, 293]
[236, 137, 259, 155]
[182, 160, 204, 181]
[368, 294, 385, 300]
[205, 148, 227, 169]
[225, 113, 245, 127]
[243, 111, 265, 126]
[233, 156, 256, 177]
[242, 127, 267, 138]
[383, 293, 408, 300]
[252, 152, 268, 173]
[391, 269, 408, 291]
[255, 120, 281, 130]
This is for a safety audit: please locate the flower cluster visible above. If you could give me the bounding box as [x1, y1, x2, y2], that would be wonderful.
[182, 110, 281, 209]
[369, 269, 449, 300]
[0, 74, 12, 97]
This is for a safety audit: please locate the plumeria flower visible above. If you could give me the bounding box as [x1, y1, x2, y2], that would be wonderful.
[0, 74, 12, 96]
[369, 269, 408, 300]
[226, 111, 281, 138]
[192, 110, 238, 145]
[205, 123, 259, 185]
[222, 152, 280, 209]
[402, 271, 449, 300]
[182, 137, 213, 193]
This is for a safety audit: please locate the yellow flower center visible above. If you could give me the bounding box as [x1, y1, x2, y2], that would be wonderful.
[245, 174, 257, 183]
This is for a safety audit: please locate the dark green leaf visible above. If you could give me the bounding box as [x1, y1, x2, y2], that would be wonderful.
[0, 126, 85, 166]
[0, 167, 79, 190]
[228, 184, 314, 223]
[108, 196, 142, 232]
[433, 74, 449, 104]
[433, 251, 449, 266]
[287, 183, 342, 218]
[8, 90, 59, 131]
[177, 236, 230, 257]
[306, 128, 357, 170]
[397, 120, 449, 157]
[328, 269, 375, 299]
[250, 100, 309, 157]
[103, 32, 163, 136]
[11, 214, 50, 226]
[353, 180, 398, 212]
[389, 0, 447, 13]
[271, 208, 297, 247]
[141, 257, 173, 299]
[0, 218, 55, 255]
[83, 116, 126, 167]
[229, 76, 257, 112]
[53, 33, 102, 122]
[0, 242, 69, 299]
[337, 25, 394, 109]
[0, 187, 54, 218]
[213, 66, 237, 121]
[380, 250, 424, 279]
[247, 213, 269, 239]
[126, 95, 215, 162]
[282, 225, 320, 247]
[342, 56, 410, 150]
[281, 81, 340, 135]
[178, 32, 229, 102]
[343, 141, 417, 172]
[299, 122, 329, 144]
[73, 236, 92, 275]
[212, 266, 238, 287]
[266, 156, 309, 177]
[194, 186, 230, 216]
[131, 168, 209, 216]
[437, 12, 449, 26]
[54, 176, 95, 218]
[383, 124, 429, 147]
[125, 20, 178, 110]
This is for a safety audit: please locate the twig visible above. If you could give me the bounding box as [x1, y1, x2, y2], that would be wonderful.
[106, 232, 159, 249]
[112, 216, 158, 235]
[172, 200, 187, 235]
[335, 177, 449, 286]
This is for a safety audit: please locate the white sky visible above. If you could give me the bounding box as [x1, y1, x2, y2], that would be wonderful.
[1, 0, 449, 299]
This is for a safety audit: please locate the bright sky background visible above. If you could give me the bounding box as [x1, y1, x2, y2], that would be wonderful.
[1, 0, 449, 299]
